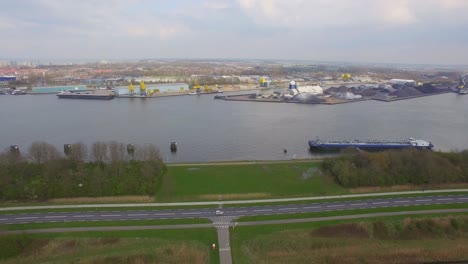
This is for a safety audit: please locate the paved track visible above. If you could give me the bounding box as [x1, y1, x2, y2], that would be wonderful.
[1, 194, 467, 225]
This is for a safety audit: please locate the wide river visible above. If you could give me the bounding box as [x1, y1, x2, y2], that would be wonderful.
[0, 92, 467, 163]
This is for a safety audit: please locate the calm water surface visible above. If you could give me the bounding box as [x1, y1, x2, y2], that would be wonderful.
[0, 92, 467, 163]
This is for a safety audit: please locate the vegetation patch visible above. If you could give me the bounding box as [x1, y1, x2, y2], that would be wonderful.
[0, 141, 165, 200]
[321, 149, 468, 188]
[0, 228, 219, 264]
[232, 215, 468, 264]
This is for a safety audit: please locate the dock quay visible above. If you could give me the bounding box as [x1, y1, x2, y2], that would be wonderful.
[116, 91, 220, 98]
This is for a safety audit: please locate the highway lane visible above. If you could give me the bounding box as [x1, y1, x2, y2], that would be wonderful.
[1, 194, 467, 225]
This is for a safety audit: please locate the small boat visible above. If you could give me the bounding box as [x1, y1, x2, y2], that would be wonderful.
[11, 90, 27, 95]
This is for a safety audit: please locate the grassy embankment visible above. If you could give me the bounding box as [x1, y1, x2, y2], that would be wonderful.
[157, 162, 346, 202]
[231, 215, 468, 264]
[0, 229, 219, 264]
[0, 218, 211, 232]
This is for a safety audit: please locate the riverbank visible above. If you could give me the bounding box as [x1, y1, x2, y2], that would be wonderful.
[116, 84, 262, 98]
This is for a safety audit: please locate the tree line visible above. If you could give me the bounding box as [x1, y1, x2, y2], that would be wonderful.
[321, 149, 468, 188]
[0, 141, 166, 200]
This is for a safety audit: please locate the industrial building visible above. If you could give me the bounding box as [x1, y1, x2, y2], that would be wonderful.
[0, 76, 16, 82]
[30, 85, 87, 94]
[390, 79, 416, 86]
[114, 83, 189, 95]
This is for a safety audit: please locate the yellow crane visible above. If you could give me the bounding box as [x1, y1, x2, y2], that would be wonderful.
[341, 73, 351, 81]
[140, 81, 146, 94]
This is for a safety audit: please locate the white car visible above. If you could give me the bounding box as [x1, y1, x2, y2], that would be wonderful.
[215, 210, 224, 215]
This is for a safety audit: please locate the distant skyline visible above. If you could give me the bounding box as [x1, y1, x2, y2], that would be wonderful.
[1, 0, 468, 65]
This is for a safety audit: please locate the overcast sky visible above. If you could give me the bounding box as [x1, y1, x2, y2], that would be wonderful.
[1, 0, 468, 64]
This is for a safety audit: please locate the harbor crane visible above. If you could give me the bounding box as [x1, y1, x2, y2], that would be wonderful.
[458, 74, 468, 89]
[458, 74, 468, 95]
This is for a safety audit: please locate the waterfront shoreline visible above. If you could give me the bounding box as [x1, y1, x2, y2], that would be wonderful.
[216, 90, 456, 105]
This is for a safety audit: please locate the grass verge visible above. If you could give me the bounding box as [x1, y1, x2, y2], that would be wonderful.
[0, 228, 219, 264]
[231, 214, 468, 264]
[0, 218, 210, 232]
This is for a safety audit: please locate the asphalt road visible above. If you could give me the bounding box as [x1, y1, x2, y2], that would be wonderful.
[1, 194, 467, 225]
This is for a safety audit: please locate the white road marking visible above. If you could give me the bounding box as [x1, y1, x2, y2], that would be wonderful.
[182, 212, 199, 215]
[128, 214, 149, 216]
[327, 205, 345, 208]
[395, 200, 410, 203]
[45, 216, 66, 219]
[15, 217, 38, 220]
[436, 198, 453, 201]
[278, 208, 298, 211]
[219, 248, 231, 251]
[415, 199, 432, 202]
[236, 210, 248, 213]
[372, 202, 389, 205]
[101, 214, 122, 217]
[350, 203, 367, 206]
[254, 209, 272, 212]
[153, 213, 175, 216]
[303, 206, 321, 209]
[72, 215, 94, 218]
[459, 197, 468, 200]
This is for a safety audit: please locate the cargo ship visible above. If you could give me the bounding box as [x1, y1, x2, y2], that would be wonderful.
[57, 90, 115, 100]
[309, 138, 433, 151]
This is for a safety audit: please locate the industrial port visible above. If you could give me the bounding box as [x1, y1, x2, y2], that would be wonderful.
[1, 60, 467, 104]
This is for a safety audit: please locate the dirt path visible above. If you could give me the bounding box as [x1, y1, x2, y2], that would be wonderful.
[167, 159, 322, 166]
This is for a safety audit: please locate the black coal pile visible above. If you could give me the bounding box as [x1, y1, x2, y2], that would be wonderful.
[389, 86, 423, 97]
[291, 93, 326, 104]
[415, 83, 439, 94]
[324, 85, 349, 94]
[358, 88, 379, 97]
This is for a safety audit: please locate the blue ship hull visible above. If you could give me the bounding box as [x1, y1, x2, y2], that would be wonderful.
[309, 139, 433, 151]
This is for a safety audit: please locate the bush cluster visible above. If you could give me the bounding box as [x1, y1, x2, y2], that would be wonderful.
[0, 141, 165, 200]
[321, 149, 468, 188]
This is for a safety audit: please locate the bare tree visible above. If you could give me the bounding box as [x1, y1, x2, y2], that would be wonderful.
[28, 141, 61, 164]
[91, 142, 108, 162]
[135, 144, 162, 161]
[69, 142, 88, 162]
[0, 147, 24, 165]
[108, 141, 126, 163]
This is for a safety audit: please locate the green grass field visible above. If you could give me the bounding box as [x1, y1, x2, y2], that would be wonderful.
[0, 229, 219, 264]
[157, 162, 346, 201]
[231, 215, 468, 264]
